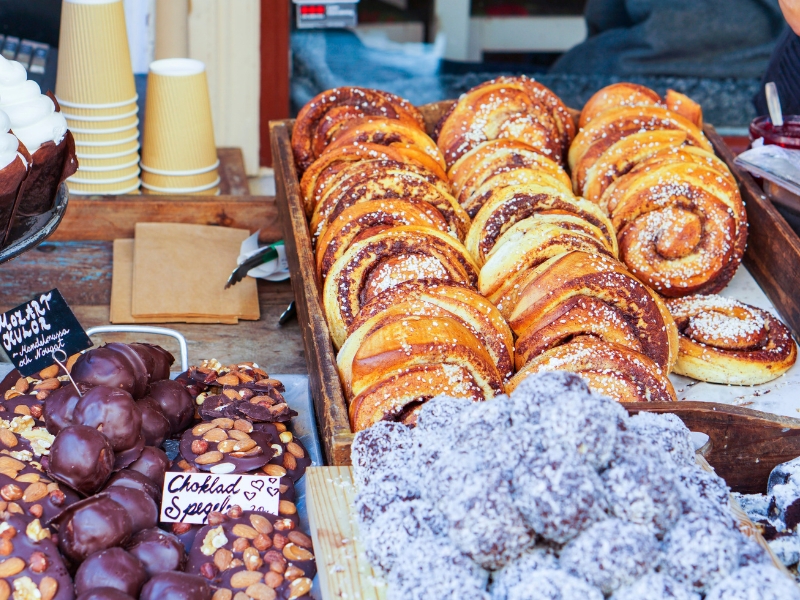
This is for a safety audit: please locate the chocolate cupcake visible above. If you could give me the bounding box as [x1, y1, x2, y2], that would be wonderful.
[48, 425, 114, 496]
[0, 109, 29, 248]
[74, 547, 148, 598]
[51, 494, 133, 564]
[0, 514, 73, 600]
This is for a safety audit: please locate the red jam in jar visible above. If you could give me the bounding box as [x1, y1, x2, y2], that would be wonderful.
[750, 115, 800, 150]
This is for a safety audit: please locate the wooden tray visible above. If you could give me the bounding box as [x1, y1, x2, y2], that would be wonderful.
[270, 105, 800, 492]
[306, 465, 789, 600]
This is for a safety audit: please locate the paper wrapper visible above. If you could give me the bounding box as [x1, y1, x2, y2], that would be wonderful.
[75, 139, 140, 157]
[71, 163, 140, 182]
[111, 239, 237, 324]
[0, 146, 31, 249]
[62, 100, 138, 118]
[67, 176, 140, 196]
[141, 67, 217, 172]
[72, 126, 139, 144]
[66, 113, 139, 132]
[141, 167, 218, 189]
[78, 151, 140, 170]
[130, 223, 259, 320]
[56, 0, 137, 106]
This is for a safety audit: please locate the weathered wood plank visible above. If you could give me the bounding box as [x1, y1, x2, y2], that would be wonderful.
[217, 147, 251, 196]
[306, 467, 385, 600]
[271, 120, 353, 466]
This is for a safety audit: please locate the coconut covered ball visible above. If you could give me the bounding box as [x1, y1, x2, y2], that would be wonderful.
[506, 568, 604, 600]
[704, 563, 800, 600]
[351, 421, 416, 488]
[489, 548, 559, 600]
[626, 412, 696, 468]
[610, 572, 700, 600]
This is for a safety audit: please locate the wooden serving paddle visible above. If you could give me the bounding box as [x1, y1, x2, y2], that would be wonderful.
[624, 402, 800, 494]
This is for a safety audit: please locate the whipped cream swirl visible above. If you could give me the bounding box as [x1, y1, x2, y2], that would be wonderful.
[0, 108, 25, 171]
[0, 55, 67, 153]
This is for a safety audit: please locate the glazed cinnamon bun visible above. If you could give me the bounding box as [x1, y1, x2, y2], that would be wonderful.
[579, 83, 664, 128]
[667, 295, 797, 385]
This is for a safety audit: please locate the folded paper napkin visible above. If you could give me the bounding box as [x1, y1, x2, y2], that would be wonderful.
[120, 223, 259, 323]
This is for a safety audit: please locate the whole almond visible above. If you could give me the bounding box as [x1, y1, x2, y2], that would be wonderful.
[195, 451, 223, 465]
[284, 565, 304, 581]
[287, 531, 312, 549]
[282, 543, 313, 562]
[243, 547, 262, 571]
[13, 378, 28, 394]
[282, 453, 297, 471]
[13, 405, 30, 416]
[230, 448, 262, 458]
[228, 430, 251, 442]
[211, 418, 235, 430]
[212, 589, 233, 600]
[230, 570, 263, 589]
[39, 365, 60, 380]
[231, 524, 259, 540]
[286, 442, 305, 459]
[233, 439, 256, 453]
[0, 578, 9, 600]
[39, 576, 58, 600]
[223, 389, 241, 401]
[278, 501, 296, 516]
[22, 482, 48, 503]
[0, 458, 25, 472]
[34, 378, 60, 391]
[2, 390, 19, 400]
[249, 514, 273, 535]
[273, 423, 287, 433]
[288, 577, 312, 599]
[0, 429, 17, 449]
[216, 374, 240, 386]
[233, 420, 253, 433]
[0, 556, 25, 577]
[214, 548, 233, 571]
[262, 465, 286, 478]
[15, 473, 39, 484]
[193, 423, 217, 436]
[245, 583, 275, 600]
[237, 372, 254, 383]
[217, 440, 237, 454]
[203, 429, 229, 443]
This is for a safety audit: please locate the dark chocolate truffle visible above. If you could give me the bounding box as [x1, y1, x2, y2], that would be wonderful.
[48, 424, 115, 496]
[139, 571, 212, 600]
[71, 347, 139, 397]
[137, 397, 171, 447]
[146, 379, 194, 434]
[72, 386, 143, 453]
[128, 446, 170, 487]
[77, 588, 136, 600]
[104, 343, 149, 399]
[44, 382, 86, 435]
[54, 494, 133, 564]
[74, 547, 148, 597]
[130, 343, 174, 382]
[126, 527, 187, 577]
[102, 486, 158, 533]
[104, 468, 161, 502]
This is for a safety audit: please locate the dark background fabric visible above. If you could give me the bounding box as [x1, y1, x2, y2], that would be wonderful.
[551, 0, 785, 78]
[754, 27, 800, 116]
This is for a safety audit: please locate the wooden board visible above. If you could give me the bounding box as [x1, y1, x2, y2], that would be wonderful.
[305, 465, 788, 600]
[306, 467, 385, 600]
[51, 149, 282, 244]
[270, 105, 800, 488]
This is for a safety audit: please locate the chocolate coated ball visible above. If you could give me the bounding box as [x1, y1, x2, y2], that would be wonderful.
[73, 386, 143, 452]
[102, 486, 158, 534]
[136, 397, 171, 447]
[104, 468, 161, 502]
[126, 528, 186, 577]
[146, 379, 194, 434]
[44, 383, 86, 435]
[74, 547, 148, 597]
[128, 446, 170, 487]
[55, 495, 133, 564]
[49, 425, 114, 496]
[72, 348, 139, 397]
[104, 343, 149, 399]
[130, 343, 174, 382]
[139, 572, 212, 600]
[77, 589, 136, 600]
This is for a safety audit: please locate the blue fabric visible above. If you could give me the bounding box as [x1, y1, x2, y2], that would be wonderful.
[754, 27, 800, 116]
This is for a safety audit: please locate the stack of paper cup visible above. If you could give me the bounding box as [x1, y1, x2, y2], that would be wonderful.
[140, 58, 219, 195]
[56, 0, 141, 195]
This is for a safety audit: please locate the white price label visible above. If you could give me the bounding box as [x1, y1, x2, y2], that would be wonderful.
[160, 473, 280, 525]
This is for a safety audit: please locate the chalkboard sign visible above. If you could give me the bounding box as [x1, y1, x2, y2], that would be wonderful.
[0, 289, 92, 377]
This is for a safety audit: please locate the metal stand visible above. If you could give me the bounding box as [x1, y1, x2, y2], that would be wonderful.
[0, 183, 70, 265]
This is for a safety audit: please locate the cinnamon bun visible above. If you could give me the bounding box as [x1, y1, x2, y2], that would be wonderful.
[667, 295, 797, 385]
[322, 226, 480, 348]
[508, 336, 677, 403]
[292, 87, 424, 172]
[579, 83, 664, 128]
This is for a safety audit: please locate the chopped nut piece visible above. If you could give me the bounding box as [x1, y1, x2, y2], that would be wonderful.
[200, 526, 228, 556]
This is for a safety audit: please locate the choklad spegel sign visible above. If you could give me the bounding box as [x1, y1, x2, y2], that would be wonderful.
[1, 289, 93, 377]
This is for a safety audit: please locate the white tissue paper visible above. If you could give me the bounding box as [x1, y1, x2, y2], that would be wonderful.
[735, 141, 800, 197]
[237, 231, 290, 282]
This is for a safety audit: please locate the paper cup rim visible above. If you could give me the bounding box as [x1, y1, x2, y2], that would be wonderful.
[139, 159, 220, 176]
[73, 132, 140, 147]
[76, 143, 141, 159]
[56, 95, 139, 109]
[62, 107, 139, 122]
[149, 58, 206, 77]
[76, 157, 140, 172]
[69, 180, 141, 195]
[69, 167, 141, 184]
[69, 119, 140, 134]
[64, 0, 121, 4]
[141, 176, 221, 194]
[145, 188, 221, 196]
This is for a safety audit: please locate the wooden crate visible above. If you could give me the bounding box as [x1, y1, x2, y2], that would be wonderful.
[271, 105, 800, 492]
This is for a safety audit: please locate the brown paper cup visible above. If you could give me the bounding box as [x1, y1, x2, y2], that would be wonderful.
[70, 163, 140, 182]
[140, 167, 219, 190]
[62, 100, 138, 118]
[76, 140, 140, 159]
[77, 152, 140, 171]
[56, 0, 137, 106]
[68, 176, 141, 195]
[66, 114, 139, 132]
[72, 127, 139, 145]
[141, 58, 218, 172]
